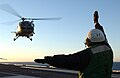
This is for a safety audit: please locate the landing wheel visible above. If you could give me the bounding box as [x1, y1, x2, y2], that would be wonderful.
[13, 38, 16, 41]
[30, 38, 32, 41]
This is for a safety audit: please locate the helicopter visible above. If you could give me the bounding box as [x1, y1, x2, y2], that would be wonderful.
[12, 18, 35, 41]
[0, 4, 61, 41]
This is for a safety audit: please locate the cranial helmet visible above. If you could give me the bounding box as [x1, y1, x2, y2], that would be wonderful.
[87, 29, 105, 42]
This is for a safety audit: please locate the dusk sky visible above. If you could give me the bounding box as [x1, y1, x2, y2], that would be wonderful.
[0, 0, 119, 62]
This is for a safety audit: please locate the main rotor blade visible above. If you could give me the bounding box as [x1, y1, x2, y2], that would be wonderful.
[26, 17, 62, 20]
[0, 58, 7, 60]
[0, 4, 22, 18]
[0, 19, 21, 25]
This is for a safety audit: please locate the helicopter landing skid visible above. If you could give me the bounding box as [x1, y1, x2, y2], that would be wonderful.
[28, 37, 32, 41]
[13, 36, 32, 41]
[13, 36, 19, 41]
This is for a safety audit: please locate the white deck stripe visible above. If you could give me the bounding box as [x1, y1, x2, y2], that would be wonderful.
[0, 72, 42, 78]
[22, 66, 78, 74]
[1, 75, 41, 78]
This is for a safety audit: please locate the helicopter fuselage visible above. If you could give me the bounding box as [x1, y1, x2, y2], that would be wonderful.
[14, 21, 35, 41]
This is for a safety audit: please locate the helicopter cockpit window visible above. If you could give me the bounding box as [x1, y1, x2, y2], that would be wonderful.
[19, 21, 31, 26]
[19, 22, 22, 26]
[19, 21, 34, 32]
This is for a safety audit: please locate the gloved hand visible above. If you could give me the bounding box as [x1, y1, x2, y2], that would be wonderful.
[34, 59, 45, 63]
[94, 11, 99, 23]
[34, 56, 53, 63]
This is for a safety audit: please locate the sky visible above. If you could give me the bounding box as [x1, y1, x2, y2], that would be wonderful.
[0, 0, 119, 62]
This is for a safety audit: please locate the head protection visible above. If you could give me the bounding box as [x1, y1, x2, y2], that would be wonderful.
[86, 29, 105, 42]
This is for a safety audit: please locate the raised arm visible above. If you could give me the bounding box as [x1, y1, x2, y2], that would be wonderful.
[94, 11, 107, 39]
[94, 11, 105, 33]
[93, 11, 111, 48]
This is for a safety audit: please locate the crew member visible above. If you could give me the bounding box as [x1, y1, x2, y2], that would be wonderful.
[35, 29, 113, 78]
[35, 11, 113, 78]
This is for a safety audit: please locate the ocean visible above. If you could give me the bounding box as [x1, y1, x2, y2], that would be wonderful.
[0, 62, 120, 71]
[113, 62, 120, 70]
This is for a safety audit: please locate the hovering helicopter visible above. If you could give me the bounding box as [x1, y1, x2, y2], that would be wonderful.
[0, 4, 61, 41]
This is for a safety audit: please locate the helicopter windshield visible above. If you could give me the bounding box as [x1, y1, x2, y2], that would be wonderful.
[18, 21, 34, 32]
[19, 21, 32, 27]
